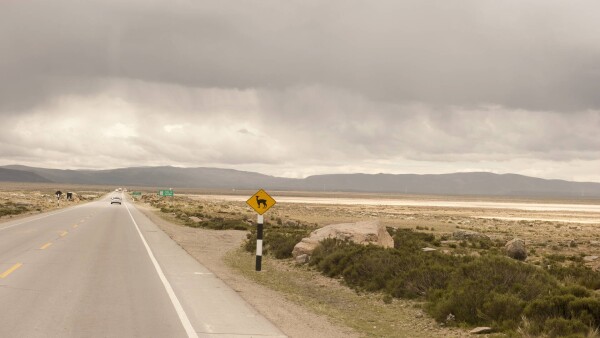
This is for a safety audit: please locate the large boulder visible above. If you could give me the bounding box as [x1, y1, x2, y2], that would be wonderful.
[505, 238, 527, 260]
[292, 220, 394, 259]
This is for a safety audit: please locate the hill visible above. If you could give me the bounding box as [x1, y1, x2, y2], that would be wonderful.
[0, 167, 52, 183]
[2, 165, 600, 198]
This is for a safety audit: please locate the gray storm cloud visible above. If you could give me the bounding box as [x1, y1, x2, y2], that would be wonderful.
[3, 0, 600, 112]
[1, 1, 599, 181]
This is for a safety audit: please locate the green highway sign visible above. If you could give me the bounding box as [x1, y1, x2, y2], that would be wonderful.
[158, 190, 174, 197]
[132, 192, 142, 196]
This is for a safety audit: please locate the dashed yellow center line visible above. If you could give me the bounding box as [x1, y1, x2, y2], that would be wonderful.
[0, 263, 23, 278]
[40, 242, 52, 250]
[72, 224, 79, 229]
[59, 231, 68, 237]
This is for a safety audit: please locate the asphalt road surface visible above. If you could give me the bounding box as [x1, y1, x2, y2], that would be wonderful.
[0, 193, 286, 338]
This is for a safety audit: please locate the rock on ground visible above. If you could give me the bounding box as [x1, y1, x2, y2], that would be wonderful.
[505, 238, 527, 260]
[469, 327, 493, 334]
[292, 220, 394, 259]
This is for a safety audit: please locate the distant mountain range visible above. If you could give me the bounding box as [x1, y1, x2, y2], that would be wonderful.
[2, 165, 600, 198]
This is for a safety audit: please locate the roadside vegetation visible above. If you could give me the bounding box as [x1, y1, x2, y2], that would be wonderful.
[244, 225, 311, 259]
[0, 185, 104, 219]
[148, 194, 600, 337]
[0, 201, 32, 217]
[245, 227, 600, 337]
[142, 194, 252, 230]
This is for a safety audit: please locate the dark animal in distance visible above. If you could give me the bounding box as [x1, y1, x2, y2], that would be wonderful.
[256, 195, 267, 208]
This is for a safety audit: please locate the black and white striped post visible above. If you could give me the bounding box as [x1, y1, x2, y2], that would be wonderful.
[246, 189, 276, 272]
[256, 214, 264, 271]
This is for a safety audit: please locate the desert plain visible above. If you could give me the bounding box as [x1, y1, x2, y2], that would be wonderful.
[183, 191, 600, 271]
[2, 183, 600, 337]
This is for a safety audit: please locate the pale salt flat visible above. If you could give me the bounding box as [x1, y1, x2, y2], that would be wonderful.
[473, 216, 600, 224]
[188, 194, 600, 213]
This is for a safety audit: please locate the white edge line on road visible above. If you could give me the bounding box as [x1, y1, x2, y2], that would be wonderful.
[124, 202, 199, 338]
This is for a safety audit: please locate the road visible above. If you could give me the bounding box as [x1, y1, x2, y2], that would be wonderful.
[0, 193, 285, 338]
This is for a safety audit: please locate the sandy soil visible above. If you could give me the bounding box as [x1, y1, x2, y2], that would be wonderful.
[0, 184, 105, 223]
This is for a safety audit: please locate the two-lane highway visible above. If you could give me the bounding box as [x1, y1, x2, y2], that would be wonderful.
[0, 194, 285, 337]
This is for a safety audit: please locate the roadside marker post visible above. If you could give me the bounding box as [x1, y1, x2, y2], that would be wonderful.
[246, 189, 276, 271]
[256, 214, 264, 271]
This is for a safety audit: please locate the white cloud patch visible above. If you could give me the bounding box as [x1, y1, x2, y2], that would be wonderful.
[0, 79, 598, 181]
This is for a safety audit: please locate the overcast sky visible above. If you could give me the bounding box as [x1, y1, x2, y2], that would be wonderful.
[1, 1, 600, 182]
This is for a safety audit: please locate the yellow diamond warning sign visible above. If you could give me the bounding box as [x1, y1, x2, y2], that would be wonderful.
[246, 189, 276, 215]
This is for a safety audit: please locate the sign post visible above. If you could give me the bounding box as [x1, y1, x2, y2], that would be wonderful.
[55, 191, 62, 206]
[246, 189, 276, 271]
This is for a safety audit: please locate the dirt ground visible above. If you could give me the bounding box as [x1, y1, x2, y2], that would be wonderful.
[0, 183, 106, 222]
[134, 203, 362, 338]
[136, 198, 478, 338]
[171, 192, 600, 271]
[137, 192, 600, 337]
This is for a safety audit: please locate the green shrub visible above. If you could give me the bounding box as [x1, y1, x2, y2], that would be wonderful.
[0, 202, 30, 217]
[524, 294, 577, 324]
[267, 231, 308, 259]
[426, 254, 556, 326]
[544, 318, 587, 338]
[567, 297, 600, 328]
[480, 292, 524, 330]
[306, 232, 600, 336]
[523, 294, 600, 335]
[310, 238, 466, 298]
[386, 256, 457, 299]
[190, 217, 249, 230]
[244, 225, 310, 259]
[561, 285, 591, 298]
[242, 225, 600, 336]
[547, 263, 600, 290]
[470, 237, 494, 250]
[389, 228, 435, 249]
[244, 230, 257, 252]
[310, 239, 368, 278]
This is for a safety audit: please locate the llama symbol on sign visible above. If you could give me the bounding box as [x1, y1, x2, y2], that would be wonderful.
[256, 195, 268, 208]
[247, 189, 276, 215]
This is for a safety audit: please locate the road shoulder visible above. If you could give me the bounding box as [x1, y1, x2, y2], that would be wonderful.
[134, 203, 359, 338]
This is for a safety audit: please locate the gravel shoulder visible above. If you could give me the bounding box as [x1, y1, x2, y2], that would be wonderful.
[134, 203, 360, 338]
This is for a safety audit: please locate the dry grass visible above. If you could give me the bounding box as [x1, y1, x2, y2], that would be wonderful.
[0, 183, 108, 221]
[224, 248, 475, 338]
